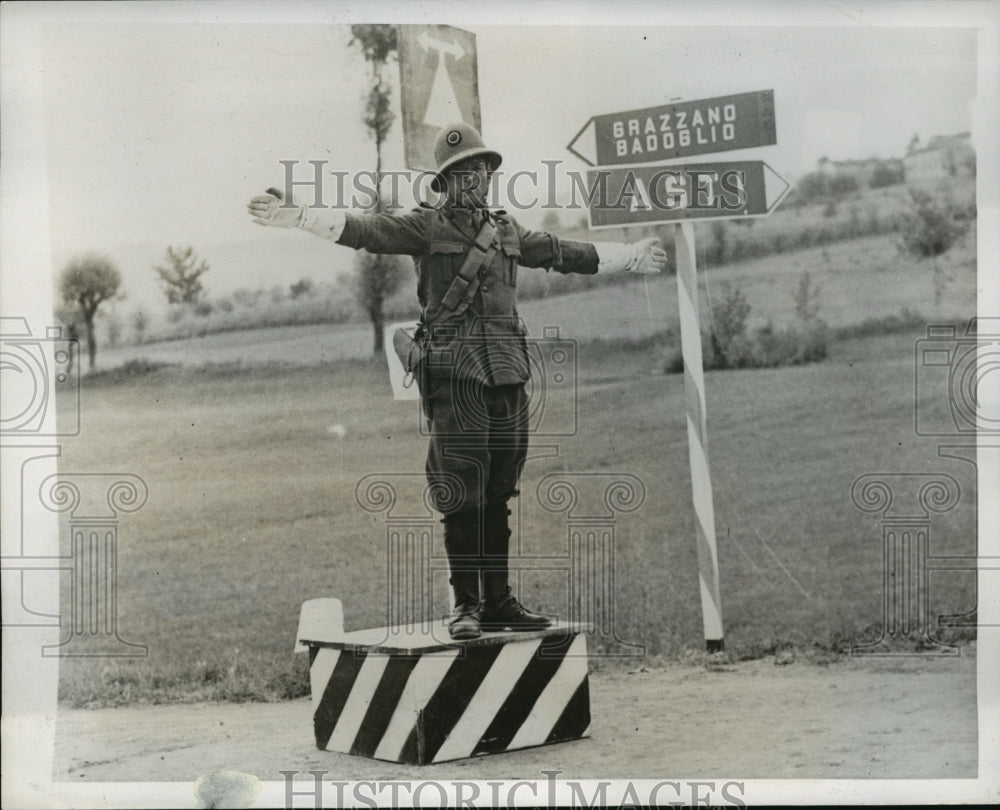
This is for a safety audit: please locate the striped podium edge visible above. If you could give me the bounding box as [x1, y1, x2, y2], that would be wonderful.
[297, 603, 592, 765]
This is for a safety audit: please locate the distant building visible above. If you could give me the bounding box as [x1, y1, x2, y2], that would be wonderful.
[903, 132, 974, 184]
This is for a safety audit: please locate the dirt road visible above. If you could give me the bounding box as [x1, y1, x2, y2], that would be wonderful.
[54, 650, 978, 784]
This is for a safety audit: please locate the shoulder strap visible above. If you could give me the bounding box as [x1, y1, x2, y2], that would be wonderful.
[425, 216, 499, 326]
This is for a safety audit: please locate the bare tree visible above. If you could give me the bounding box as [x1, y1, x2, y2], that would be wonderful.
[155, 245, 210, 305]
[348, 24, 409, 354]
[58, 252, 122, 371]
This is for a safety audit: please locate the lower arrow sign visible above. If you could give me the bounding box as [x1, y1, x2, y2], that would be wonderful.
[583, 161, 789, 229]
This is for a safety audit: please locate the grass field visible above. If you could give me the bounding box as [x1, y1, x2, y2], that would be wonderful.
[55, 320, 978, 706]
[53, 199, 980, 707]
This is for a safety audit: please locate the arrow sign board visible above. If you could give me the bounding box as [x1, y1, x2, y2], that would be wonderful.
[584, 161, 789, 229]
[398, 24, 481, 171]
[568, 90, 776, 167]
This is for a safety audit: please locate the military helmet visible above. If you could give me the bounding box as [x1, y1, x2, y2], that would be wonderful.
[431, 122, 502, 192]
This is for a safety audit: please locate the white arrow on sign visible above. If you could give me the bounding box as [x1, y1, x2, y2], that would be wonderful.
[419, 31, 465, 127]
[567, 119, 598, 166]
[418, 31, 466, 60]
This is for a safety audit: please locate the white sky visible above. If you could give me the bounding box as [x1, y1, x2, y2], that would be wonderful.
[24, 7, 986, 304]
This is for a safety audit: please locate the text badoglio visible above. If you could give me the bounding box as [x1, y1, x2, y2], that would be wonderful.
[613, 105, 738, 157]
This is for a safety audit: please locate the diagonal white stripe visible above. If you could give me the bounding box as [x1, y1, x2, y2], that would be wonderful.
[373, 649, 459, 762]
[699, 574, 724, 638]
[325, 654, 390, 752]
[310, 648, 340, 716]
[431, 638, 542, 763]
[686, 416, 718, 553]
[677, 283, 707, 393]
[507, 633, 588, 750]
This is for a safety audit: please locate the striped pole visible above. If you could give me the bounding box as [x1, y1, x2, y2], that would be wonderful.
[674, 222, 725, 651]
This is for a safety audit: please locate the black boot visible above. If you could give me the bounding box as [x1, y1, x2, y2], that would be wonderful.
[443, 510, 483, 640]
[480, 503, 552, 632]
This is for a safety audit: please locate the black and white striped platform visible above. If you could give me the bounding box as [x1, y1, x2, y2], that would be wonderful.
[296, 602, 592, 764]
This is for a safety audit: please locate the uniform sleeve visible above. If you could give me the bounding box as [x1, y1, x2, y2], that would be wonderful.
[336, 209, 430, 256]
[512, 218, 599, 275]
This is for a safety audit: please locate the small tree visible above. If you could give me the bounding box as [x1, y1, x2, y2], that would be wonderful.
[898, 189, 969, 314]
[353, 250, 412, 353]
[708, 283, 755, 369]
[349, 24, 406, 354]
[154, 246, 210, 305]
[58, 253, 122, 371]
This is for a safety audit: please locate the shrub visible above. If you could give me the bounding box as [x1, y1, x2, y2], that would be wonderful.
[708, 283, 754, 368]
[756, 320, 829, 366]
[289, 278, 313, 299]
[792, 271, 822, 322]
[790, 171, 829, 206]
[897, 189, 968, 259]
[870, 161, 904, 188]
[232, 288, 264, 308]
[835, 307, 927, 340]
[829, 174, 859, 198]
[131, 308, 149, 345]
[668, 278, 829, 373]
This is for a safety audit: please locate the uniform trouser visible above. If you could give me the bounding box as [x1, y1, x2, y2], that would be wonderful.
[423, 378, 529, 517]
[424, 378, 528, 608]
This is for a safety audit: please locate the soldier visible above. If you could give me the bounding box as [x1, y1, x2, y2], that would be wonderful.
[248, 123, 665, 639]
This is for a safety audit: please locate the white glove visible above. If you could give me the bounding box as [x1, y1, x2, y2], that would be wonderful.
[594, 237, 666, 274]
[247, 188, 346, 241]
[247, 188, 303, 227]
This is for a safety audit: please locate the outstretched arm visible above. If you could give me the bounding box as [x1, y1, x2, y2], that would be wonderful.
[516, 219, 666, 276]
[247, 189, 428, 256]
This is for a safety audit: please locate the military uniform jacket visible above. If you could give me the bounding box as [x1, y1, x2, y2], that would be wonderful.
[338, 206, 599, 387]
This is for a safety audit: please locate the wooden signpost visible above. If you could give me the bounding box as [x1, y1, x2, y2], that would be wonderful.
[571, 90, 788, 651]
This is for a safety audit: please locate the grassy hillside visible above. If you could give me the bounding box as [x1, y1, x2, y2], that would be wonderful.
[90, 173, 974, 349]
[94, 222, 977, 374]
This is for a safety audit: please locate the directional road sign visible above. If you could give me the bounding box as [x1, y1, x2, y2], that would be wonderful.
[398, 24, 481, 171]
[568, 90, 776, 167]
[584, 160, 789, 229]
